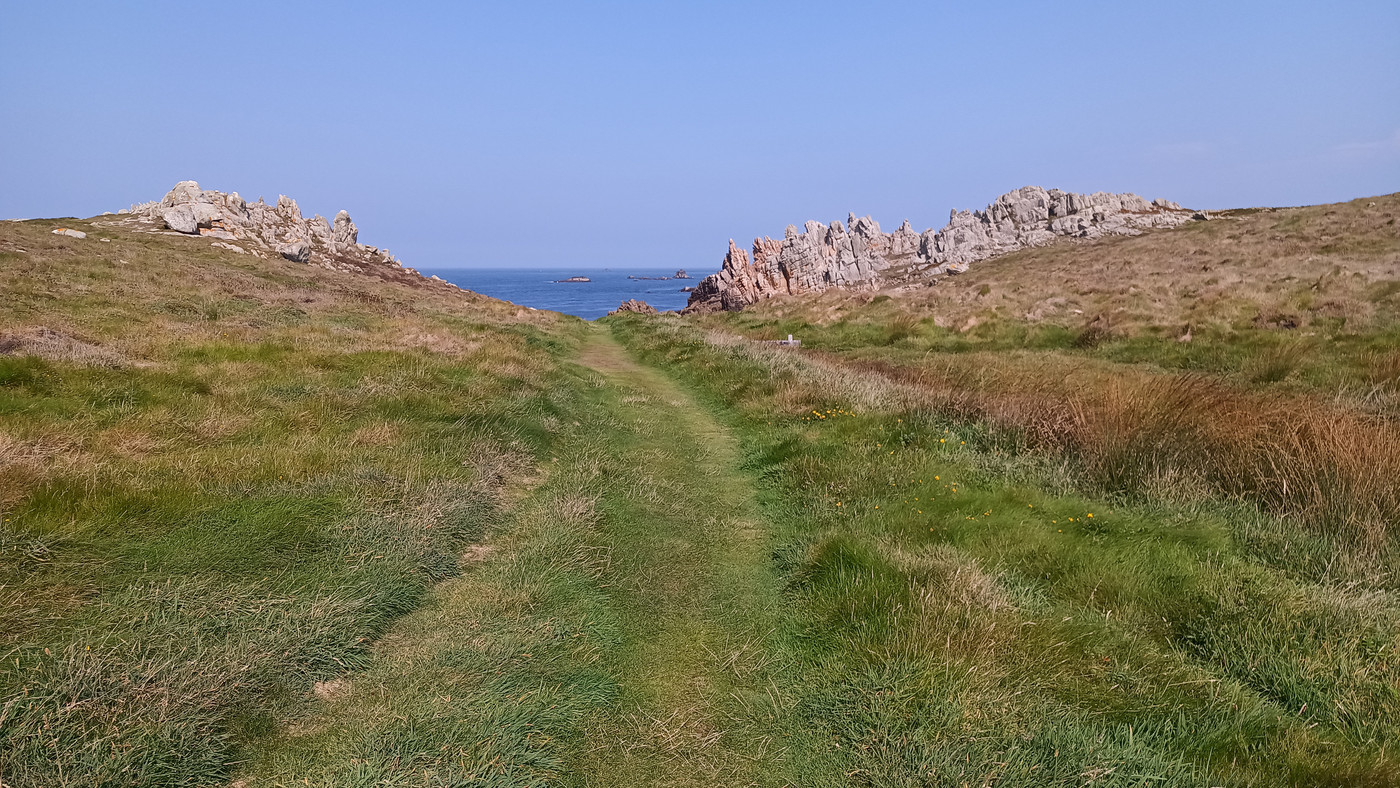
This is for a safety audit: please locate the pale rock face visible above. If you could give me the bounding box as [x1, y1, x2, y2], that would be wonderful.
[275, 195, 301, 222]
[308, 215, 332, 243]
[685, 185, 1194, 313]
[162, 181, 203, 207]
[191, 203, 220, 227]
[162, 205, 199, 234]
[889, 220, 921, 257]
[277, 240, 311, 263]
[333, 210, 358, 246]
[117, 181, 424, 283]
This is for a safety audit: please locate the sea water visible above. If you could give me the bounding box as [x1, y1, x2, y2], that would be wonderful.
[418, 268, 700, 320]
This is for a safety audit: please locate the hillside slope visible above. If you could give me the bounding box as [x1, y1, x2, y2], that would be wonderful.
[0, 210, 588, 785]
[869, 192, 1398, 336]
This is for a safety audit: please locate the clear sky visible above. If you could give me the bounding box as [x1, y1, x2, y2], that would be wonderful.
[2, 1, 1396, 271]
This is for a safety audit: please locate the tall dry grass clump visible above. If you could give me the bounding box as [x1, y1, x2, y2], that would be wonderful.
[773, 340, 1400, 554]
[1060, 374, 1399, 550]
[926, 366, 1400, 553]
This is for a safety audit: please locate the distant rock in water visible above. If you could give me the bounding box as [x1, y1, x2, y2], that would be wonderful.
[674, 269, 691, 279]
[115, 180, 451, 288]
[609, 299, 658, 316]
[685, 186, 1195, 313]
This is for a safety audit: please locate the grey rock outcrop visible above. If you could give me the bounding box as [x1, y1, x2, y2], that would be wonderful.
[115, 180, 454, 288]
[685, 186, 1194, 313]
[277, 240, 311, 263]
[161, 205, 198, 234]
[333, 210, 358, 246]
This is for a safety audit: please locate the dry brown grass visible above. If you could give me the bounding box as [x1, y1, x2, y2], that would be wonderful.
[690, 322, 1400, 553]
[838, 352, 1400, 552]
[0, 215, 570, 371]
[1367, 348, 1400, 389]
[0, 326, 127, 367]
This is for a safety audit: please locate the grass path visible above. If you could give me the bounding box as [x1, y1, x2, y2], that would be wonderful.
[232, 327, 799, 786]
[568, 330, 791, 787]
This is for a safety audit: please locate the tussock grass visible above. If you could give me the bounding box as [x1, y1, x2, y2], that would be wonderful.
[1247, 337, 1316, 383]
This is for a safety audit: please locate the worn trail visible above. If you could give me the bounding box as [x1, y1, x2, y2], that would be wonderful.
[569, 330, 792, 787]
[232, 327, 798, 786]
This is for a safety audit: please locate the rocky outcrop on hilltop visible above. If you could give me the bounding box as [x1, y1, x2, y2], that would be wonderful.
[685, 186, 1194, 313]
[113, 181, 448, 287]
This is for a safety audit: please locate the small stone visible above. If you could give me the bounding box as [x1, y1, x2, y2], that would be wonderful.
[51, 228, 87, 239]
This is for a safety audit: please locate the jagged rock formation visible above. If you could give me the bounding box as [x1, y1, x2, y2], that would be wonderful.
[685, 186, 1194, 313]
[609, 299, 659, 316]
[114, 181, 447, 286]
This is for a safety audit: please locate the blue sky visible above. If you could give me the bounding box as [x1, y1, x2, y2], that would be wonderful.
[2, 1, 1396, 270]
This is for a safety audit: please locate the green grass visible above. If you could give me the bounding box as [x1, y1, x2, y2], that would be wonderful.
[699, 308, 1400, 558]
[0, 218, 583, 786]
[4, 209, 1399, 786]
[606, 315, 1400, 785]
[231, 331, 807, 786]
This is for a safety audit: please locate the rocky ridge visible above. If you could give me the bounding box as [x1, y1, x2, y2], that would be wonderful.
[112, 181, 451, 287]
[685, 186, 1195, 313]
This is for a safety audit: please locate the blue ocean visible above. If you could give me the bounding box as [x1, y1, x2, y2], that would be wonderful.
[417, 268, 702, 320]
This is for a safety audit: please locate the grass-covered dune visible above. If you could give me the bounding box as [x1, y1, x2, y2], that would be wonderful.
[0, 216, 589, 784]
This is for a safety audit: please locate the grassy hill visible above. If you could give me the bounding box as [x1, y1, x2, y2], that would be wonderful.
[2, 193, 1398, 787]
[0, 216, 589, 784]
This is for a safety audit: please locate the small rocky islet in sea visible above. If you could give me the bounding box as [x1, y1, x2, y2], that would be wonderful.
[627, 269, 691, 281]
